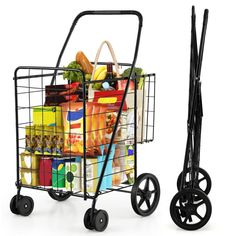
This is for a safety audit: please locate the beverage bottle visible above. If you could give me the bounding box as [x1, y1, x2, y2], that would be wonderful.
[102, 63, 117, 90]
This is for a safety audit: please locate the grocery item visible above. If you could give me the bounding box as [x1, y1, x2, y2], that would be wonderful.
[62, 102, 95, 156]
[122, 67, 145, 90]
[62, 102, 84, 155]
[98, 105, 107, 153]
[33, 106, 62, 127]
[81, 157, 98, 193]
[104, 144, 116, 188]
[92, 66, 107, 90]
[65, 157, 81, 192]
[39, 158, 52, 186]
[81, 144, 116, 193]
[25, 126, 35, 153]
[125, 145, 135, 184]
[20, 169, 39, 186]
[43, 126, 53, 155]
[92, 104, 102, 155]
[20, 153, 40, 170]
[97, 145, 106, 191]
[45, 82, 84, 106]
[112, 145, 122, 186]
[34, 125, 44, 155]
[102, 63, 116, 90]
[76, 51, 94, 74]
[86, 103, 94, 156]
[51, 126, 64, 156]
[118, 79, 135, 90]
[52, 158, 65, 189]
[63, 61, 83, 82]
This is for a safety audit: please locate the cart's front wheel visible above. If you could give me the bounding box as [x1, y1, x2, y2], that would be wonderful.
[17, 196, 34, 216]
[84, 208, 109, 232]
[84, 208, 97, 230]
[48, 190, 71, 201]
[177, 168, 212, 196]
[93, 210, 109, 232]
[10, 195, 23, 215]
[131, 173, 160, 216]
[170, 188, 212, 230]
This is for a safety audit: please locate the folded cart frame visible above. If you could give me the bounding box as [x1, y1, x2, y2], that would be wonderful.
[10, 10, 160, 232]
[169, 6, 212, 231]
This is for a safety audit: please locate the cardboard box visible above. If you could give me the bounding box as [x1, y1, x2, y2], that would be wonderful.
[20, 153, 40, 169]
[33, 106, 62, 127]
[20, 168, 39, 186]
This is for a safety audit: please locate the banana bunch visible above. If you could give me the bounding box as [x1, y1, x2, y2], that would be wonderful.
[94, 66, 107, 81]
[93, 66, 107, 90]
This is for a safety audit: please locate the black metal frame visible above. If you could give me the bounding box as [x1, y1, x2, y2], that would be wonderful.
[13, 11, 156, 215]
[180, 6, 209, 191]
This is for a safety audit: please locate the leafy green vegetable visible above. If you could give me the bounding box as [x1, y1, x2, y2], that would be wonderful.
[63, 61, 91, 82]
[122, 67, 145, 89]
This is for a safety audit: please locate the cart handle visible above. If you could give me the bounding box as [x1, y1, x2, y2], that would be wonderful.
[50, 10, 143, 85]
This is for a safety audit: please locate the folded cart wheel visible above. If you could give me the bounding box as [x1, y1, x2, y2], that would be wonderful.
[10, 195, 23, 215]
[177, 168, 212, 196]
[84, 208, 98, 230]
[17, 196, 34, 216]
[48, 190, 71, 201]
[170, 188, 212, 230]
[131, 173, 160, 216]
[93, 210, 109, 232]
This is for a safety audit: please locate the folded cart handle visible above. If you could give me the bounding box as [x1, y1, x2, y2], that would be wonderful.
[50, 10, 143, 85]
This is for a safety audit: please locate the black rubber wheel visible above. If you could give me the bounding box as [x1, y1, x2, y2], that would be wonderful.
[177, 168, 212, 196]
[48, 190, 71, 201]
[170, 188, 212, 230]
[17, 196, 34, 216]
[131, 173, 160, 216]
[10, 195, 23, 215]
[93, 210, 109, 232]
[84, 208, 97, 230]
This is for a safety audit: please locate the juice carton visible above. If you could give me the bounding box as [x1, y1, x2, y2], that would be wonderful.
[65, 157, 81, 192]
[52, 158, 65, 189]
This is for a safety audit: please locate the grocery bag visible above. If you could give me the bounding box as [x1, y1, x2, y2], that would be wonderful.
[88, 40, 121, 100]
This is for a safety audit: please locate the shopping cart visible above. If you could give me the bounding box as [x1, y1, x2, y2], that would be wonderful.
[169, 6, 212, 230]
[10, 10, 160, 232]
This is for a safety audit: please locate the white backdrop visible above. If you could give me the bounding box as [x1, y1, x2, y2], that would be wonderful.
[0, 0, 235, 235]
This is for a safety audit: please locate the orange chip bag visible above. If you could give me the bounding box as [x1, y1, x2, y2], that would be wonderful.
[61, 102, 94, 156]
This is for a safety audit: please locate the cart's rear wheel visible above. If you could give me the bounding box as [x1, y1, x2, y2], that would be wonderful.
[48, 190, 71, 201]
[10, 195, 23, 215]
[170, 188, 212, 230]
[177, 168, 212, 196]
[93, 210, 109, 232]
[84, 208, 97, 230]
[17, 196, 34, 216]
[131, 173, 160, 216]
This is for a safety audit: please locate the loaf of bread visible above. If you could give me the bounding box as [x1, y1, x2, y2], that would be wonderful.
[76, 51, 94, 74]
